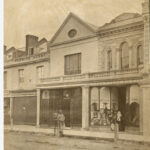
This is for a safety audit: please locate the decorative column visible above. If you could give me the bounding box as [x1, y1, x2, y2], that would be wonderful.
[142, 0, 150, 70]
[141, 0, 150, 136]
[36, 89, 41, 127]
[82, 86, 90, 129]
[10, 97, 13, 129]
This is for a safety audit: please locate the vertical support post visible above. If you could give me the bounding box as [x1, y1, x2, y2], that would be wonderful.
[139, 86, 143, 134]
[36, 89, 40, 127]
[10, 97, 13, 129]
[98, 87, 100, 110]
[82, 86, 90, 129]
[114, 123, 119, 143]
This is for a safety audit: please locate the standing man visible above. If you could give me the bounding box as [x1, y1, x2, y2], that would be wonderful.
[57, 110, 65, 137]
[53, 111, 58, 136]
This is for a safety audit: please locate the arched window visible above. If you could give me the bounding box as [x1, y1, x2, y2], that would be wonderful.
[107, 50, 112, 70]
[120, 42, 129, 69]
[137, 45, 143, 65]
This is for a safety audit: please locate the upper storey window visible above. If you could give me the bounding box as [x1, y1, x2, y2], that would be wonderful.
[107, 50, 112, 70]
[65, 53, 81, 75]
[18, 69, 24, 84]
[137, 45, 143, 65]
[121, 42, 129, 69]
[30, 48, 34, 55]
[37, 66, 44, 80]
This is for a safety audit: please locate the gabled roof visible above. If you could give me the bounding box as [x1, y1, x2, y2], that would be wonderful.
[37, 38, 47, 47]
[6, 47, 16, 53]
[50, 12, 98, 43]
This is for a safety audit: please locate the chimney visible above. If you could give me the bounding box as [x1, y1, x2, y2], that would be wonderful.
[26, 35, 38, 55]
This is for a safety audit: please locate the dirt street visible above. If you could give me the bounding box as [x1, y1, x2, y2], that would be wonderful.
[4, 131, 150, 150]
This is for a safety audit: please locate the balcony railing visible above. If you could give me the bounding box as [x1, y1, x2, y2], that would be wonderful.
[40, 67, 143, 85]
[4, 51, 50, 66]
[14, 51, 50, 62]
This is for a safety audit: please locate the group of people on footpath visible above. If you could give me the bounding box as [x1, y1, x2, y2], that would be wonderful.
[52, 108, 123, 139]
[53, 110, 65, 137]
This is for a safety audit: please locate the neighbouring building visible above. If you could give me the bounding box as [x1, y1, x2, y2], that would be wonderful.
[4, 35, 50, 125]
[4, 0, 150, 137]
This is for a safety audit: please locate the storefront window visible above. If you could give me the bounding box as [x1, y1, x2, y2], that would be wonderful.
[90, 87, 113, 127]
[125, 85, 140, 127]
[90, 86, 140, 130]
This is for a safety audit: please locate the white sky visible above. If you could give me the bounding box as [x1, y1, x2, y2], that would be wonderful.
[4, 0, 142, 49]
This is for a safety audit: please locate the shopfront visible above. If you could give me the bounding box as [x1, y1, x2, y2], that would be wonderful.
[13, 96, 37, 125]
[40, 87, 82, 128]
[90, 85, 140, 132]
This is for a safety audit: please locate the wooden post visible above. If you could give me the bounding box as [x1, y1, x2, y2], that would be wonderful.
[114, 123, 119, 143]
[10, 97, 13, 129]
[36, 89, 40, 127]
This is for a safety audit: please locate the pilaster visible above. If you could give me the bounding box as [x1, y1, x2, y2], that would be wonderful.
[140, 81, 150, 136]
[142, 0, 150, 70]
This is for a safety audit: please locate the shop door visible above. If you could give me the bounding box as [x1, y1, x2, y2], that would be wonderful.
[49, 90, 62, 127]
[62, 98, 70, 127]
[70, 88, 82, 127]
[118, 87, 126, 131]
[40, 99, 49, 126]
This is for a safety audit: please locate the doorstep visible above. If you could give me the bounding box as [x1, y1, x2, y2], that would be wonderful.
[4, 125, 150, 144]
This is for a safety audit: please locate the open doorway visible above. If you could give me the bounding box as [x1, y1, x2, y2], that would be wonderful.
[118, 87, 126, 131]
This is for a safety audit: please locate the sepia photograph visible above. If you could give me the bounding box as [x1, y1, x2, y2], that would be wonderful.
[4, 0, 150, 149]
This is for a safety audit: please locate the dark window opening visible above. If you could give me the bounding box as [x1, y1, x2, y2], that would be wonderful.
[30, 48, 34, 55]
[137, 45, 143, 65]
[121, 42, 129, 69]
[65, 53, 81, 75]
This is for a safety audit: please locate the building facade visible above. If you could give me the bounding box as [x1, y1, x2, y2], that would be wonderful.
[4, 0, 150, 137]
[4, 35, 50, 125]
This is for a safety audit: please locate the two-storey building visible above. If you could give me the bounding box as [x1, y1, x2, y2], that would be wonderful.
[4, 0, 150, 137]
[4, 35, 50, 125]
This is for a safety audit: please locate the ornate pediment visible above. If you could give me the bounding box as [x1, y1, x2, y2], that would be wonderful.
[50, 12, 98, 45]
[110, 13, 141, 23]
[101, 13, 142, 29]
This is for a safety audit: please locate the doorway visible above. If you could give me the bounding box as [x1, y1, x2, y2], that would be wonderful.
[118, 87, 126, 131]
[62, 98, 70, 127]
[40, 88, 82, 128]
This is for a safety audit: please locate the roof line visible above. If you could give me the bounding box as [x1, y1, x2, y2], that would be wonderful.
[50, 12, 97, 44]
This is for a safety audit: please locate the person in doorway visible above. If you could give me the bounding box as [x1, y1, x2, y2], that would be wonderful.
[53, 111, 58, 136]
[116, 110, 124, 131]
[57, 110, 65, 137]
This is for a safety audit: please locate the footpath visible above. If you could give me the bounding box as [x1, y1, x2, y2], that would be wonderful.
[4, 125, 150, 144]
